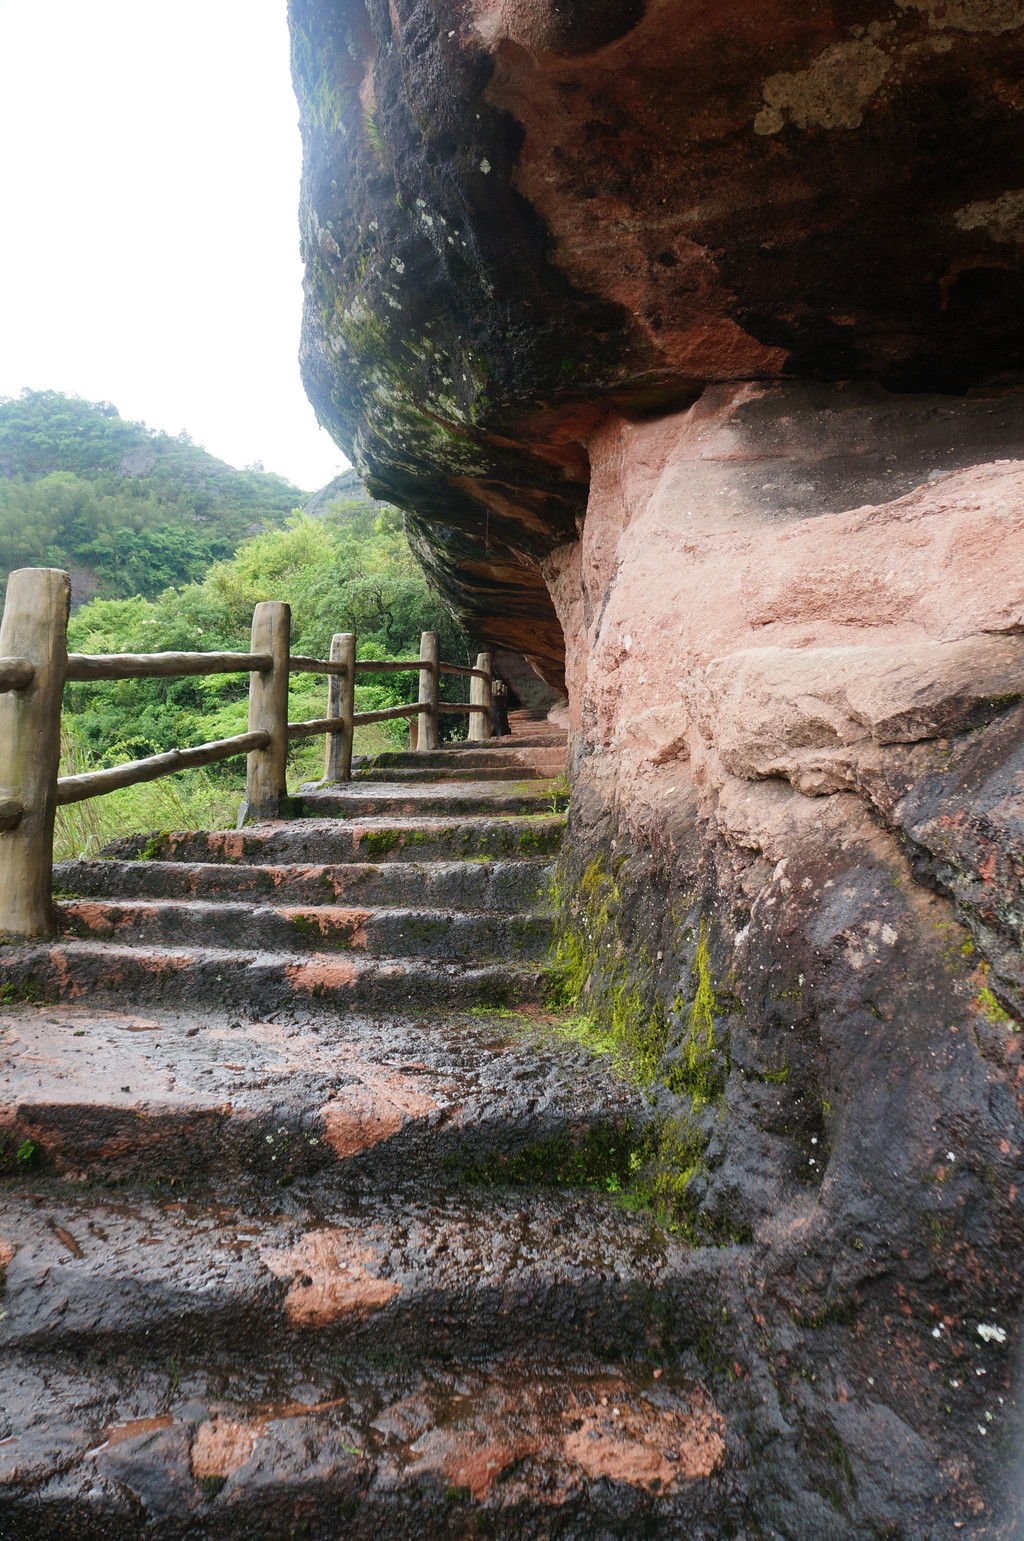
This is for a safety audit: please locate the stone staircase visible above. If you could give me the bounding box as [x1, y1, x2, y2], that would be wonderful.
[0, 729, 729, 1540]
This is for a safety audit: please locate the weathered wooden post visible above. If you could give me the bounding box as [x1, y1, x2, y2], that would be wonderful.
[323, 632, 355, 783]
[244, 601, 290, 821]
[0, 568, 70, 937]
[417, 630, 439, 751]
[468, 651, 493, 742]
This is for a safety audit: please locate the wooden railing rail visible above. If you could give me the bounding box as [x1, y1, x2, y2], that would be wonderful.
[288, 655, 349, 676]
[0, 658, 35, 692]
[65, 651, 273, 682]
[56, 733, 272, 805]
[0, 568, 494, 937]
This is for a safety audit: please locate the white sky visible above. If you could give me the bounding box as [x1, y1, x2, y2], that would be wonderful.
[0, 0, 349, 491]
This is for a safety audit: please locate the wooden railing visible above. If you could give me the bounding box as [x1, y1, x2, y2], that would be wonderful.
[0, 568, 493, 937]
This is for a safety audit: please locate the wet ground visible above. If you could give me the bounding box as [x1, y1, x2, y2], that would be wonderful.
[0, 733, 736, 1536]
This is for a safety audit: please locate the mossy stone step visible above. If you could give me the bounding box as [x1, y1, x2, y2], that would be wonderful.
[345, 764, 557, 783]
[353, 747, 566, 770]
[0, 1003, 642, 1186]
[102, 815, 566, 866]
[55, 899, 553, 961]
[54, 856, 554, 911]
[297, 781, 563, 820]
[0, 1181, 705, 1364]
[0, 940, 547, 1015]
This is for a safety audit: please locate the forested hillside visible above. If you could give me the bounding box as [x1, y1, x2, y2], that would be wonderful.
[0, 389, 471, 853]
[0, 390, 306, 600]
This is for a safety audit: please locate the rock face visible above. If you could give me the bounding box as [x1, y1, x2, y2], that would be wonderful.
[290, 2, 1024, 1533]
[291, 0, 1024, 682]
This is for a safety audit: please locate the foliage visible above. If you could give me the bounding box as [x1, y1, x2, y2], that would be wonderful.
[5, 389, 473, 845]
[0, 390, 304, 601]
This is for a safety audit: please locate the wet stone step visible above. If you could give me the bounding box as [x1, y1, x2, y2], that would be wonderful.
[0, 1346, 733, 1541]
[54, 857, 554, 911]
[298, 782, 564, 820]
[0, 940, 547, 1016]
[0, 1182, 713, 1366]
[354, 746, 566, 771]
[0, 1004, 642, 1185]
[102, 814, 566, 866]
[55, 900, 553, 961]
[345, 764, 559, 783]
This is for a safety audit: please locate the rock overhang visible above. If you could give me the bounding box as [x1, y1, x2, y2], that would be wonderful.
[289, 0, 1024, 686]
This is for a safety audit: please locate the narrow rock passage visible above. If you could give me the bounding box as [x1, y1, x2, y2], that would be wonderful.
[0, 724, 732, 1539]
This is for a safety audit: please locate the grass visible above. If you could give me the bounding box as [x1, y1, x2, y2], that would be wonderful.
[54, 772, 239, 862]
[52, 715, 426, 860]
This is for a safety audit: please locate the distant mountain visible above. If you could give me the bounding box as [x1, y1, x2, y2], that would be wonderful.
[303, 466, 391, 520]
[0, 390, 307, 604]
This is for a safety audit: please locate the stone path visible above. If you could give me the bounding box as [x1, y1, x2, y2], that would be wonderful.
[0, 725, 731, 1539]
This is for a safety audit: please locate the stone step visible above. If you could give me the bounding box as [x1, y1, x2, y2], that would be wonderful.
[102, 814, 566, 866]
[0, 1003, 641, 1186]
[347, 764, 559, 783]
[0, 1183, 706, 1369]
[54, 857, 554, 911]
[55, 899, 553, 960]
[298, 781, 565, 820]
[0, 1336, 727, 1538]
[0, 940, 547, 1017]
[354, 747, 566, 770]
[492, 730, 568, 747]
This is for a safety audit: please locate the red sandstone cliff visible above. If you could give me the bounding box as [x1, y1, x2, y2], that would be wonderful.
[290, 3, 1024, 1532]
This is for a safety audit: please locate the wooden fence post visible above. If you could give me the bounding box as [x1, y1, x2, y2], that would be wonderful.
[418, 631, 439, 751]
[0, 568, 70, 937]
[323, 632, 355, 783]
[468, 652, 493, 742]
[244, 601, 290, 821]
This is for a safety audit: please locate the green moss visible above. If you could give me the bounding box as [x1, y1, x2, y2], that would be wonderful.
[362, 829, 400, 858]
[544, 855, 738, 1241]
[135, 831, 168, 862]
[976, 986, 1011, 1025]
[0, 976, 42, 1005]
[289, 913, 356, 949]
[547, 856, 680, 1091]
[363, 108, 386, 163]
[414, 826, 455, 844]
[517, 819, 565, 855]
[453, 1120, 643, 1194]
[663, 921, 727, 1104]
[290, 20, 351, 138]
